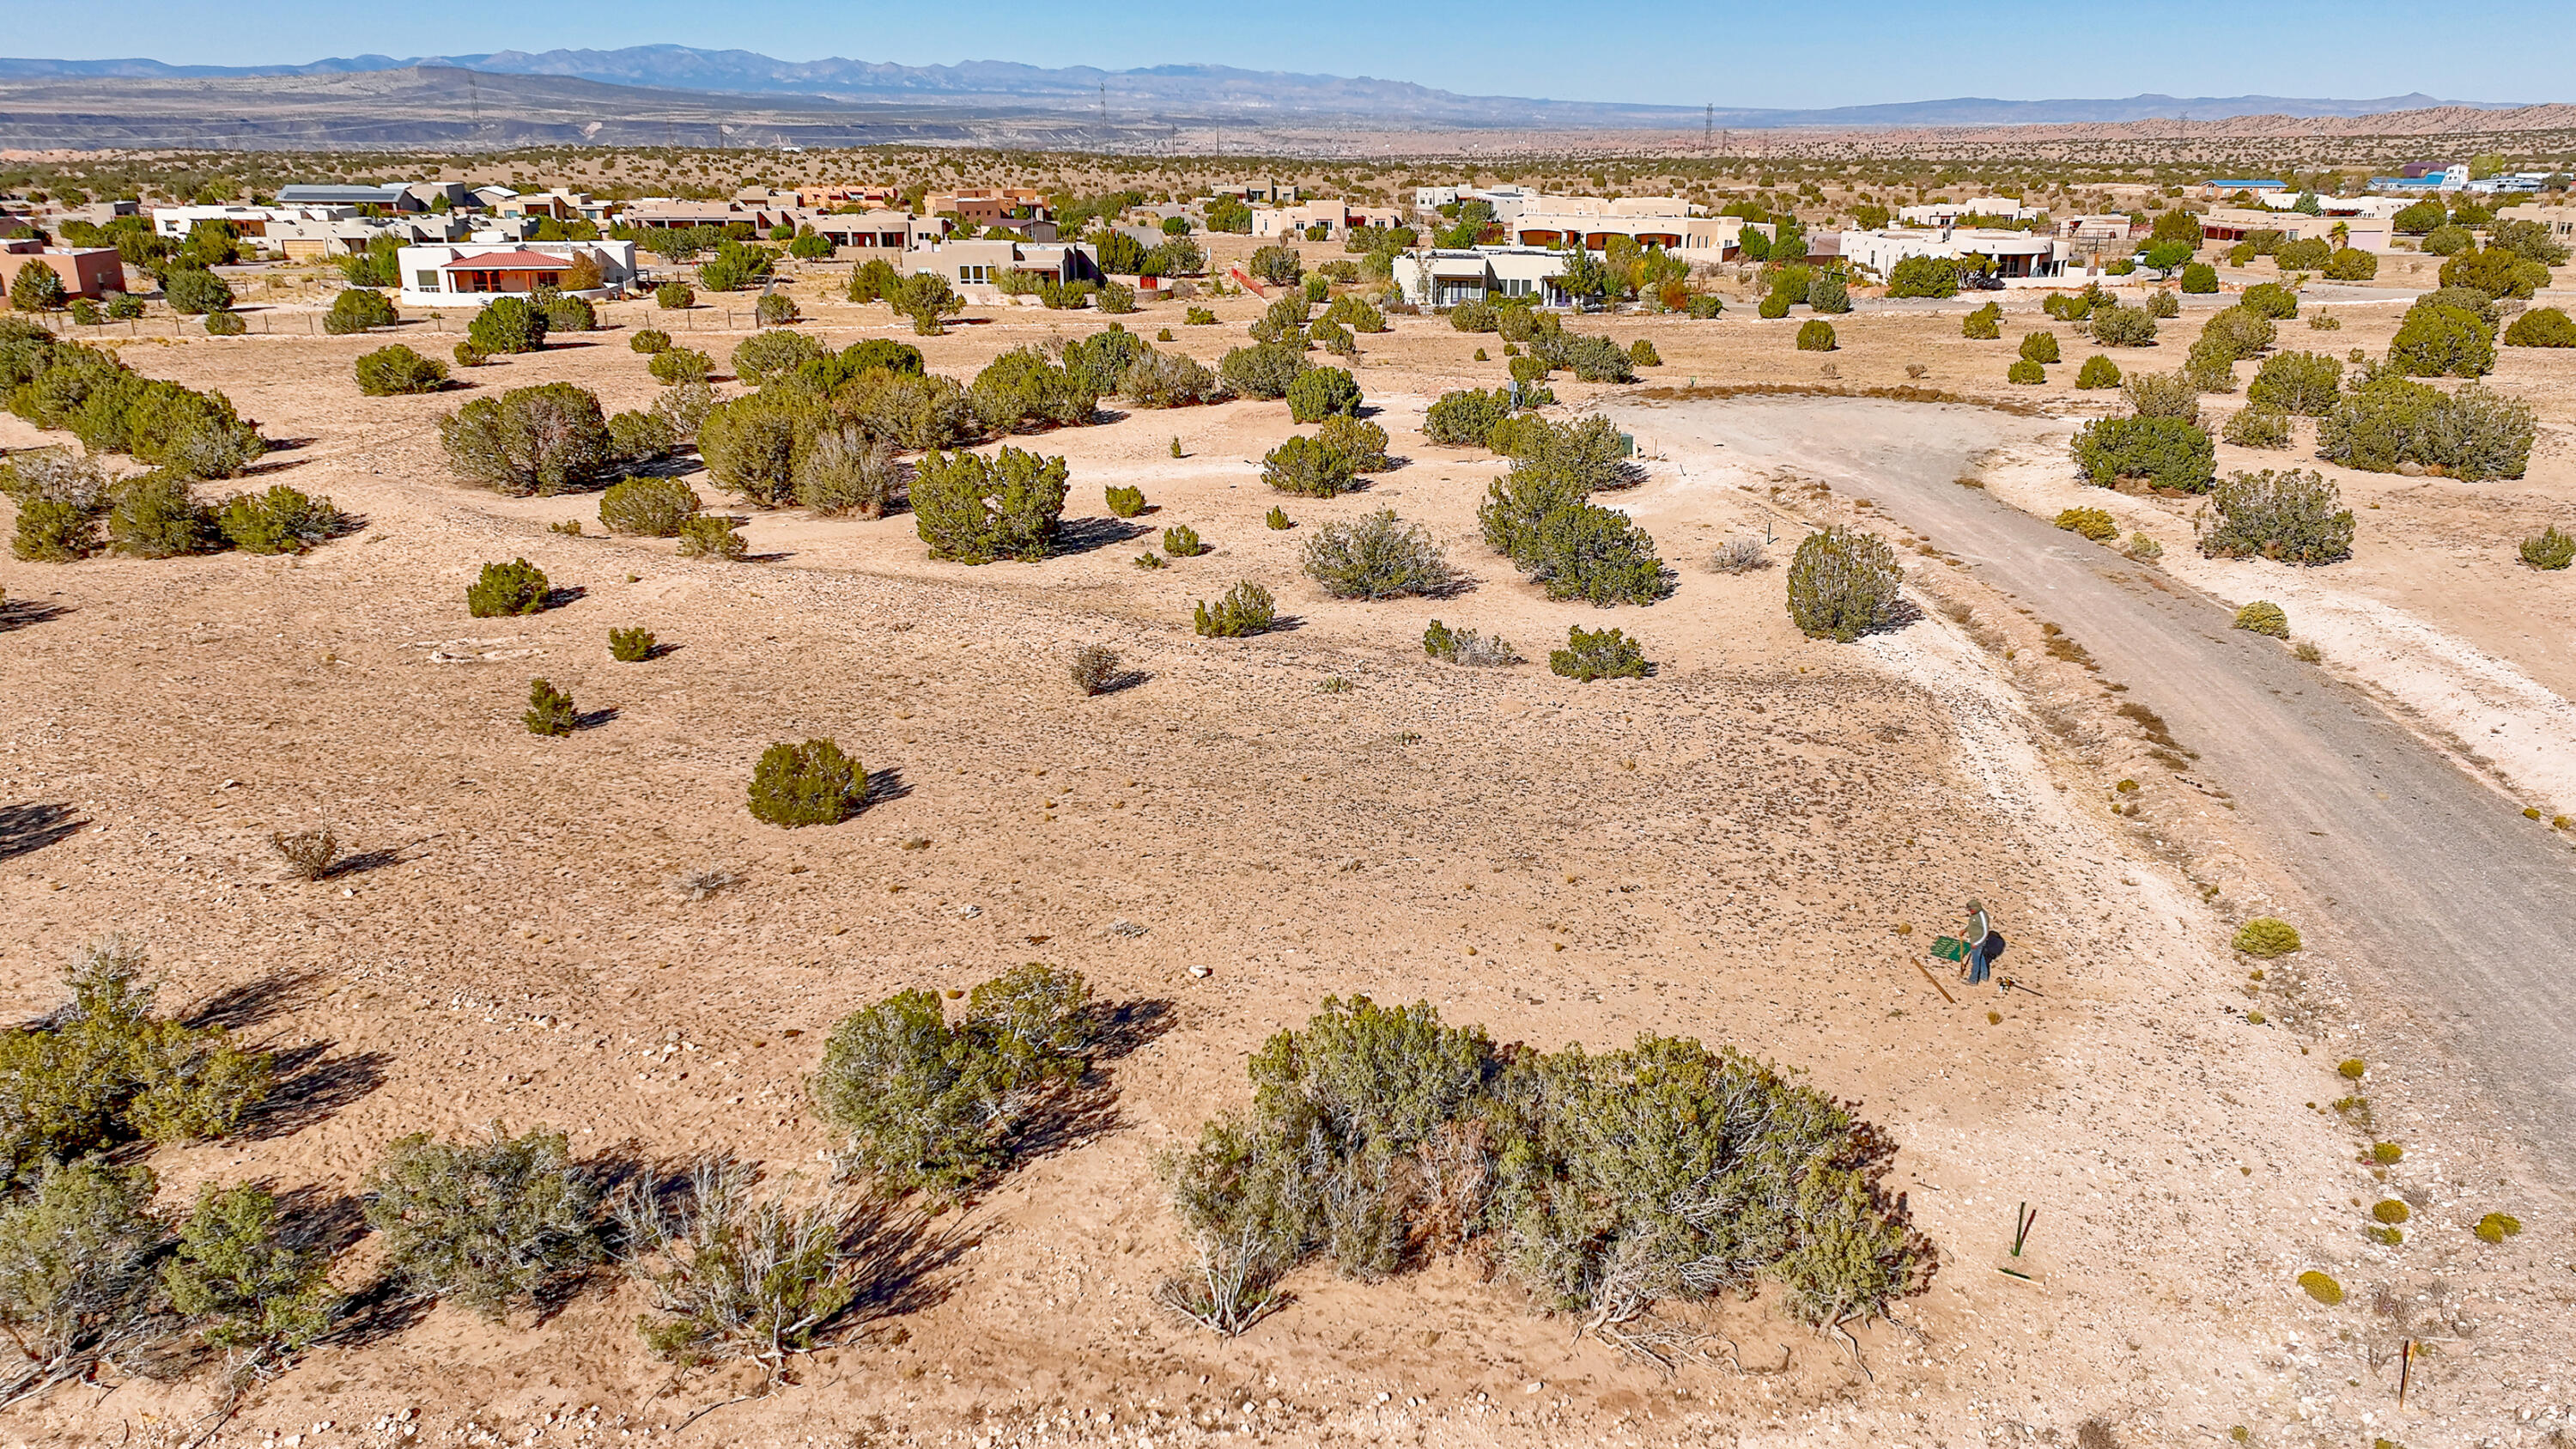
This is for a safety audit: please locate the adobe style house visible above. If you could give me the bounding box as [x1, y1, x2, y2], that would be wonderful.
[393, 240, 639, 307]
[901, 239, 1102, 297]
[0, 242, 126, 301]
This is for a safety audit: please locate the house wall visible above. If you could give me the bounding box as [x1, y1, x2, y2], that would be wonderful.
[0, 247, 125, 300]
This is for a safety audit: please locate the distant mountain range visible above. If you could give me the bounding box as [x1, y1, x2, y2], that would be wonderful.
[0, 46, 2523, 128]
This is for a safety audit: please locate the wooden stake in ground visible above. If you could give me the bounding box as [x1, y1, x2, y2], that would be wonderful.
[1913, 959, 1956, 1003]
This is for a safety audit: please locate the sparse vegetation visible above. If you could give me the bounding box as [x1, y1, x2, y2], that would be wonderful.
[747, 739, 867, 827]
[911, 447, 1070, 563]
[1550, 624, 1651, 680]
[2057, 508, 2118, 541]
[2233, 601, 2290, 640]
[598, 476, 700, 537]
[1194, 581, 1276, 637]
[354, 344, 448, 396]
[1070, 644, 1121, 695]
[1301, 508, 1454, 600]
[440, 383, 612, 496]
[2221, 408, 2292, 449]
[2200, 469, 2353, 564]
[1422, 619, 1520, 666]
[2519, 526, 2574, 570]
[809, 964, 1091, 1195]
[2071, 417, 2215, 493]
[524, 678, 576, 737]
[610, 627, 657, 662]
[361, 1124, 604, 1319]
[465, 558, 550, 618]
[1786, 526, 1903, 642]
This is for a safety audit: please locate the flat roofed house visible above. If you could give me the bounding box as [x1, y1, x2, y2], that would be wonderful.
[0, 243, 125, 301]
[1389, 247, 1571, 308]
[2196, 208, 2393, 253]
[1839, 228, 2070, 281]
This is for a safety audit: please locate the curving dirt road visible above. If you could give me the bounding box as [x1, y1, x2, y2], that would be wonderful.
[1623, 395, 2576, 1171]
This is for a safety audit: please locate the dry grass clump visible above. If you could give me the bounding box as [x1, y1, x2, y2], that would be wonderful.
[269, 827, 337, 881]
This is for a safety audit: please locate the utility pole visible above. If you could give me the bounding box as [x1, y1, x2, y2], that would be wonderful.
[1704, 104, 1712, 152]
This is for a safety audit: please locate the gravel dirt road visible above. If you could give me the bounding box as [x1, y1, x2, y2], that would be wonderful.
[1631, 394, 2576, 1173]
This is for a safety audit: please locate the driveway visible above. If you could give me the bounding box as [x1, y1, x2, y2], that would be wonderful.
[1622, 395, 2576, 1169]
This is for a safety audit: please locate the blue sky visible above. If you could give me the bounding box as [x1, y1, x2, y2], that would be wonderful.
[11, 0, 2567, 109]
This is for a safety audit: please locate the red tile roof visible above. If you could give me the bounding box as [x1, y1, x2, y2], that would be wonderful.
[438, 250, 574, 270]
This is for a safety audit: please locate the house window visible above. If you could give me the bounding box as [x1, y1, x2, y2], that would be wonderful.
[415, 270, 441, 291]
[960, 265, 990, 283]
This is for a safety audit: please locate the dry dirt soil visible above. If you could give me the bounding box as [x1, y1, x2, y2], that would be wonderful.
[3, 251, 2573, 1449]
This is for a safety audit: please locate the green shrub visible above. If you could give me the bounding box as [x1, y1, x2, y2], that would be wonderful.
[731, 328, 823, 386]
[163, 266, 233, 315]
[1162, 522, 1206, 557]
[610, 626, 657, 662]
[0, 938, 275, 1186]
[1805, 273, 1850, 315]
[216, 484, 345, 555]
[466, 296, 548, 356]
[524, 678, 575, 737]
[845, 258, 901, 305]
[2297, 1270, 2342, 1306]
[1312, 417, 1388, 476]
[1796, 320, 1838, 352]
[2318, 375, 2535, 481]
[2007, 359, 2045, 385]
[2020, 332, 2061, 364]
[2389, 303, 2496, 378]
[2199, 307, 2278, 365]
[106, 472, 219, 557]
[2473, 1212, 2523, 1244]
[7, 265, 67, 312]
[807, 964, 1091, 1196]
[2145, 289, 2181, 320]
[2075, 355, 2123, 389]
[1104, 484, 1146, 518]
[1285, 366, 1362, 423]
[911, 446, 1070, 563]
[2323, 247, 2378, 281]
[630, 327, 672, 355]
[598, 476, 700, 536]
[440, 382, 611, 496]
[466, 558, 550, 617]
[2517, 525, 2573, 569]
[11, 499, 100, 562]
[1509, 353, 1551, 384]
[971, 347, 1099, 431]
[1960, 302, 2001, 340]
[1193, 581, 1275, 637]
[1265, 505, 1291, 529]
[696, 240, 775, 295]
[642, 347, 711, 389]
[2087, 305, 2158, 347]
[606, 408, 675, 464]
[754, 292, 799, 326]
[453, 341, 489, 368]
[2489, 218, 2573, 266]
[2180, 263, 2219, 294]
[2370, 1142, 2403, 1164]
[614, 1161, 880, 1373]
[2370, 1199, 2409, 1225]
[353, 343, 447, 396]
[748, 738, 866, 826]
[2247, 351, 2342, 415]
[2201, 469, 2353, 563]
[1121, 348, 1224, 407]
[2503, 307, 2576, 347]
[1515, 502, 1669, 605]
[1549, 624, 1650, 679]
[323, 288, 398, 335]
[1787, 525, 1902, 642]
[675, 515, 746, 560]
[2222, 408, 2292, 449]
[1421, 619, 1520, 666]
[1221, 340, 1319, 402]
[165, 1180, 337, 1358]
[2056, 507, 2118, 541]
[1300, 508, 1453, 600]
[1160, 1001, 1929, 1338]
[1423, 387, 1516, 447]
[1261, 435, 1356, 497]
[2233, 601, 2290, 640]
[1185, 306, 1218, 326]
[696, 388, 818, 506]
[2439, 246, 2549, 300]
[0, 1160, 168, 1384]
[654, 282, 695, 310]
[2239, 283, 2299, 320]
[1529, 330, 1636, 383]
[1886, 255, 1959, 297]
[2071, 416, 2215, 492]
[1061, 326, 1150, 397]
[1324, 295, 1386, 332]
[361, 1125, 602, 1319]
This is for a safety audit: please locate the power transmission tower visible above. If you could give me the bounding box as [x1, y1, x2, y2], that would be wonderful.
[1704, 104, 1712, 151]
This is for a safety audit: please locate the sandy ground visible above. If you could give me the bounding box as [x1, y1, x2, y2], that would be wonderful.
[3, 264, 2573, 1447]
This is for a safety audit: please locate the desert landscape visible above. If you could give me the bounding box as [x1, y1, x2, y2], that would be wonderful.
[3, 124, 2575, 1449]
